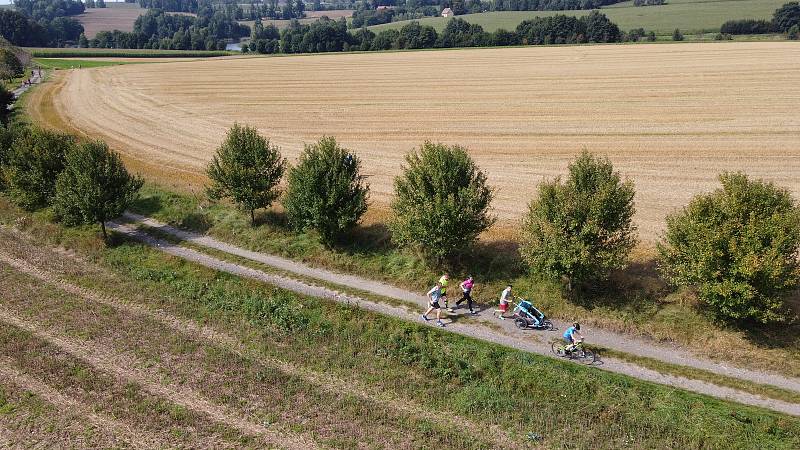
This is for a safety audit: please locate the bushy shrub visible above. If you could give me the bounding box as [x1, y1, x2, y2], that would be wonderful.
[720, 19, 774, 35]
[53, 140, 143, 240]
[672, 28, 684, 41]
[773, 1, 800, 32]
[521, 151, 637, 290]
[283, 136, 369, 245]
[206, 123, 286, 225]
[390, 142, 495, 264]
[0, 84, 15, 125]
[658, 172, 800, 324]
[2, 127, 74, 210]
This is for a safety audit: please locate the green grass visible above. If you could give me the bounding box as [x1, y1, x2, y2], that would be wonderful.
[369, 0, 788, 35]
[27, 48, 233, 58]
[33, 58, 133, 70]
[2, 197, 799, 448]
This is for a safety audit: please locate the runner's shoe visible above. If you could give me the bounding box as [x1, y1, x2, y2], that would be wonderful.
[436, 320, 445, 327]
[421, 315, 429, 322]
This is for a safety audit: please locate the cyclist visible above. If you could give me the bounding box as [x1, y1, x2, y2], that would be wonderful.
[495, 285, 513, 320]
[563, 322, 584, 353]
[421, 282, 446, 327]
[438, 273, 450, 309]
[451, 275, 476, 315]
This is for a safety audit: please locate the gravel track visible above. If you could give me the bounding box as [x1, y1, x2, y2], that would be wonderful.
[109, 218, 800, 416]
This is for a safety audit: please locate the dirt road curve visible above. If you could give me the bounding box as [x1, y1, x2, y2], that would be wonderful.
[109, 216, 800, 416]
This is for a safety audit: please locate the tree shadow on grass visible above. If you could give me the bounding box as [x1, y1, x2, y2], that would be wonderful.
[568, 257, 671, 313]
[131, 195, 162, 217]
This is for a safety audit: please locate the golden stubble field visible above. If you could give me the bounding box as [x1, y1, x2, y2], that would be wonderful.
[32, 42, 800, 240]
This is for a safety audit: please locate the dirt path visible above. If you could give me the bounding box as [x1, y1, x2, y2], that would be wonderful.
[124, 213, 800, 394]
[0, 250, 518, 449]
[12, 69, 43, 102]
[0, 359, 165, 449]
[108, 219, 800, 416]
[0, 305, 319, 450]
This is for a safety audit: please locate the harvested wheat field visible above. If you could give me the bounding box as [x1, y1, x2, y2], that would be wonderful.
[31, 42, 800, 239]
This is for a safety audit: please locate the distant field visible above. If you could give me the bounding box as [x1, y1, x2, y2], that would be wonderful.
[239, 9, 353, 30]
[77, 3, 197, 38]
[29, 42, 800, 239]
[370, 0, 788, 35]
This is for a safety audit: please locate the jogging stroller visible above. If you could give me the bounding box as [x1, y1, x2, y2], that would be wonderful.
[512, 299, 553, 330]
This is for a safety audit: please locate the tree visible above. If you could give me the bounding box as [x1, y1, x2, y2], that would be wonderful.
[206, 123, 286, 225]
[773, 1, 800, 32]
[658, 173, 800, 324]
[78, 32, 88, 47]
[0, 84, 14, 125]
[2, 127, 74, 210]
[0, 48, 23, 81]
[0, 122, 26, 190]
[283, 136, 369, 245]
[521, 151, 637, 290]
[53, 140, 143, 241]
[672, 28, 684, 41]
[390, 142, 495, 264]
[96, 0, 106, 7]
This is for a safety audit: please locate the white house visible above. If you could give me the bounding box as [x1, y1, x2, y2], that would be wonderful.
[441, 7, 453, 17]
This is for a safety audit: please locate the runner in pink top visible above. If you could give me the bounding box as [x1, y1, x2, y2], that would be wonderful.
[451, 276, 477, 315]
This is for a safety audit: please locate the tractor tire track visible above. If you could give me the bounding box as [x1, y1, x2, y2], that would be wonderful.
[0, 360, 165, 450]
[0, 251, 518, 449]
[107, 219, 800, 417]
[0, 306, 319, 450]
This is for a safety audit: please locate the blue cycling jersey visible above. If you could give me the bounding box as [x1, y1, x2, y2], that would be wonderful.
[563, 326, 576, 340]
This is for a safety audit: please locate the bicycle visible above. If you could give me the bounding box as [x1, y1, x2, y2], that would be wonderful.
[551, 339, 597, 365]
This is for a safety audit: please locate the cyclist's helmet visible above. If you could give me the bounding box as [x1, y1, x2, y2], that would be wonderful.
[573, 322, 581, 330]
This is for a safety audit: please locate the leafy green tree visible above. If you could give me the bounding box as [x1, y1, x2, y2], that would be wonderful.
[2, 127, 74, 210]
[283, 136, 369, 245]
[390, 142, 495, 264]
[658, 173, 800, 324]
[672, 28, 684, 41]
[773, 1, 800, 32]
[0, 122, 26, 190]
[78, 32, 89, 47]
[206, 124, 286, 225]
[53, 140, 143, 241]
[0, 83, 15, 125]
[521, 151, 637, 290]
[0, 48, 23, 81]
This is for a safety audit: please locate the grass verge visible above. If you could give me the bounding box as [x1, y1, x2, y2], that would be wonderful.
[33, 58, 133, 70]
[0, 196, 799, 448]
[28, 48, 233, 58]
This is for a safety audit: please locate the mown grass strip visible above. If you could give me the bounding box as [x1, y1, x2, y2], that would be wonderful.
[33, 58, 133, 70]
[29, 48, 233, 58]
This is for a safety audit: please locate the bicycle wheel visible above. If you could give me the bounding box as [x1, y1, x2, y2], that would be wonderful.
[551, 341, 565, 357]
[582, 349, 597, 365]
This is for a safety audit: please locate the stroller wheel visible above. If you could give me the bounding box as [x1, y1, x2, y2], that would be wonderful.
[514, 318, 528, 330]
[541, 320, 553, 331]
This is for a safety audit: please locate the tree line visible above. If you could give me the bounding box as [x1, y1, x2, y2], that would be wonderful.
[350, 0, 624, 28]
[0, 124, 143, 240]
[1, 117, 797, 326]
[85, 8, 249, 50]
[200, 124, 800, 327]
[720, 2, 800, 37]
[1, 0, 84, 47]
[246, 12, 622, 54]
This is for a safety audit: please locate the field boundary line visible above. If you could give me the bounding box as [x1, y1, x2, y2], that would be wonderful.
[0, 358, 165, 450]
[0, 305, 320, 450]
[105, 220, 800, 416]
[122, 212, 800, 393]
[0, 250, 519, 449]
